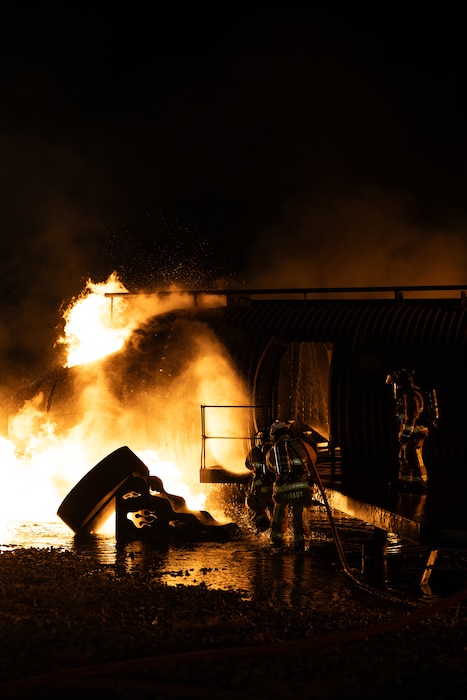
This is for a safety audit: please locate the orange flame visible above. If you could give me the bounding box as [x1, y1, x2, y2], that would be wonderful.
[0, 273, 251, 537]
[57, 273, 132, 367]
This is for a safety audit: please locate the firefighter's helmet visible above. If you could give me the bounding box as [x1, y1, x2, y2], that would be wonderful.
[270, 420, 289, 438]
[386, 368, 414, 386]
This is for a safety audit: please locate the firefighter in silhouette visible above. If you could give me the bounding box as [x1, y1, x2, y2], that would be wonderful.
[245, 427, 274, 532]
[386, 368, 434, 492]
[266, 420, 317, 552]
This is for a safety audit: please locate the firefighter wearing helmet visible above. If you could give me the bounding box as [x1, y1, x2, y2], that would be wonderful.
[245, 427, 275, 532]
[386, 368, 430, 492]
[265, 420, 317, 552]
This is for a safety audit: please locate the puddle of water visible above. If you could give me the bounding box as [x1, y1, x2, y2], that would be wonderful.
[1, 509, 454, 604]
[0, 520, 77, 551]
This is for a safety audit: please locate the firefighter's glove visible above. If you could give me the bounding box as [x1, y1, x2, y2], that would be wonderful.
[399, 431, 412, 446]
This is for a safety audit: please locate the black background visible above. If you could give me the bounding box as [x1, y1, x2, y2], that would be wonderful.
[1, 2, 467, 382]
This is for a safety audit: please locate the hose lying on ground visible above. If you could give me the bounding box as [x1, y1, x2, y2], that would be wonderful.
[307, 446, 431, 606]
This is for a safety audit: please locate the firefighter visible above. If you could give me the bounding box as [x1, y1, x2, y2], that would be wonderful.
[266, 420, 317, 552]
[245, 427, 274, 533]
[386, 368, 430, 492]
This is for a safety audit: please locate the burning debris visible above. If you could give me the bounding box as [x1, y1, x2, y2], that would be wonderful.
[58, 446, 243, 544]
[1, 272, 251, 535]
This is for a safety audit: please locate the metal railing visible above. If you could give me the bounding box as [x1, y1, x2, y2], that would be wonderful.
[200, 404, 271, 472]
[105, 285, 467, 312]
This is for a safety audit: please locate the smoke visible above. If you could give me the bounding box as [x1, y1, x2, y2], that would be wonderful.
[0, 273, 252, 526]
[245, 188, 467, 290]
[1, 9, 467, 545]
[2, 7, 467, 502]
[0, 129, 115, 387]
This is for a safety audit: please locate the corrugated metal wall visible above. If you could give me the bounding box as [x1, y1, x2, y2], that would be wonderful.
[196, 298, 467, 488]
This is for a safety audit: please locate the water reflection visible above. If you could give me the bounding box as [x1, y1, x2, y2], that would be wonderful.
[251, 548, 310, 607]
[0, 512, 437, 604]
[108, 534, 357, 608]
[0, 520, 76, 552]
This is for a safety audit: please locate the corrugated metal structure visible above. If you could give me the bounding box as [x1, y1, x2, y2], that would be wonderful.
[14, 286, 466, 500]
[189, 286, 467, 493]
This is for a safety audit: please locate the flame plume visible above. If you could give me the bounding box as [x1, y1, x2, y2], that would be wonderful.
[1, 273, 250, 539]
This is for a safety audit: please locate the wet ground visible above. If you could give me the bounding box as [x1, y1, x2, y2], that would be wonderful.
[3, 505, 463, 605]
[3, 499, 467, 700]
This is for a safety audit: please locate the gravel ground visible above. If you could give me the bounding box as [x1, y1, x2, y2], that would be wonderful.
[1, 546, 467, 699]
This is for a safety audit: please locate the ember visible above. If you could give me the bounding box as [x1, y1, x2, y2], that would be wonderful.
[0, 273, 251, 537]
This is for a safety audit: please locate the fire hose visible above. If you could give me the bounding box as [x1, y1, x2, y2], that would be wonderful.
[306, 445, 352, 575]
[2, 444, 466, 697]
[305, 443, 430, 606]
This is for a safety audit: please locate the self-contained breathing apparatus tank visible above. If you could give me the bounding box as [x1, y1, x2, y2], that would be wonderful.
[423, 388, 439, 428]
[385, 369, 439, 428]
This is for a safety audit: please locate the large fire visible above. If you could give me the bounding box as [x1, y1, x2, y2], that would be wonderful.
[0, 273, 251, 540]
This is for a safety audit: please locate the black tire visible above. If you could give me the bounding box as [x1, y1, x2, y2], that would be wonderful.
[57, 446, 149, 536]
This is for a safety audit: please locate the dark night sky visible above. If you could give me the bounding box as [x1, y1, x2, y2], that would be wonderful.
[1, 2, 467, 384]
